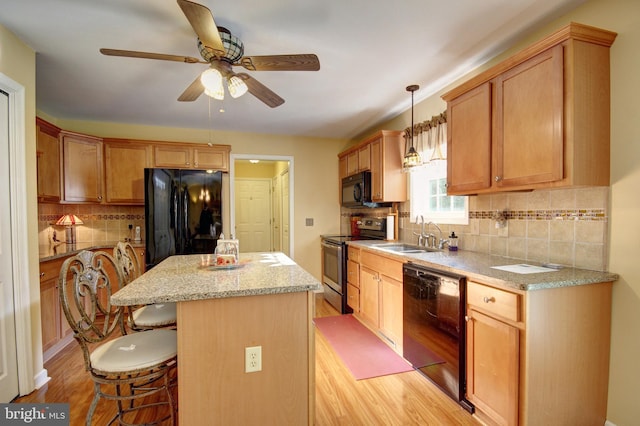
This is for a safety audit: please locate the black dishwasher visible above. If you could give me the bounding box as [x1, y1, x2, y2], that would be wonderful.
[402, 263, 474, 413]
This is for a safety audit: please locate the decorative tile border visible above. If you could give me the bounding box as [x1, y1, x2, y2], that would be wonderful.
[39, 213, 146, 222]
[390, 209, 606, 221]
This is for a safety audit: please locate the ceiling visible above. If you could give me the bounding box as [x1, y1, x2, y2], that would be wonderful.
[1, 0, 584, 140]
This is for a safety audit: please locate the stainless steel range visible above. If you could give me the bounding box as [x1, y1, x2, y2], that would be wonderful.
[320, 217, 386, 313]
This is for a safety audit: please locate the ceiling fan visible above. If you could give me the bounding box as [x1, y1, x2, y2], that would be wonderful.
[100, 0, 320, 108]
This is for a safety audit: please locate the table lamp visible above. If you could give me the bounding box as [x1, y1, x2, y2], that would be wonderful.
[56, 214, 83, 244]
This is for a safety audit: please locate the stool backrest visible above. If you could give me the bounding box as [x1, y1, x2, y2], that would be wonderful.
[113, 241, 141, 285]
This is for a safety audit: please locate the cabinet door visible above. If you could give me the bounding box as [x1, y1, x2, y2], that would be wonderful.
[338, 155, 348, 180]
[193, 146, 229, 171]
[104, 141, 151, 204]
[40, 278, 59, 352]
[467, 309, 519, 426]
[346, 151, 358, 176]
[370, 138, 383, 201]
[36, 119, 61, 202]
[446, 82, 492, 194]
[153, 145, 192, 168]
[61, 132, 103, 202]
[379, 274, 403, 350]
[359, 266, 379, 328]
[494, 45, 564, 188]
[358, 143, 371, 171]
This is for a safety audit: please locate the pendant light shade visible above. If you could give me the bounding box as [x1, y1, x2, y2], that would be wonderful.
[403, 84, 422, 170]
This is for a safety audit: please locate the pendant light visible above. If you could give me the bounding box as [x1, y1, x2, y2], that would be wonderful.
[403, 84, 422, 170]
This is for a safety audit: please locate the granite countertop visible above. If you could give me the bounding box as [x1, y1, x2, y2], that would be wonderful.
[111, 252, 322, 306]
[39, 240, 144, 262]
[348, 240, 619, 291]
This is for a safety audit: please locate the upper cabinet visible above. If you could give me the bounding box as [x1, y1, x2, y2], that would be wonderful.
[442, 22, 617, 195]
[60, 130, 104, 203]
[36, 118, 61, 203]
[153, 143, 230, 171]
[338, 130, 406, 203]
[103, 139, 153, 205]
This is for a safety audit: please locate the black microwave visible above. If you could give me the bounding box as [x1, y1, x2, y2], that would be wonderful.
[342, 172, 371, 208]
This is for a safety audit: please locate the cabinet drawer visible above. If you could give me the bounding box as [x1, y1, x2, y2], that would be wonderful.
[361, 250, 403, 282]
[348, 246, 360, 263]
[347, 283, 360, 312]
[40, 259, 64, 283]
[347, 259, 359, 288]
[467, 281, 520, 322]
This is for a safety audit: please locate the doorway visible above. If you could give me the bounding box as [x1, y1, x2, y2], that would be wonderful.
[230, 155, 293, 257]
[0, 74, 36, 400]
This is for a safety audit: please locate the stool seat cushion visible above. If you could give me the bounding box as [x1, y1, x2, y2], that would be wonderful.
[132, 302, 177, 327]
[90, 329, 177, 373]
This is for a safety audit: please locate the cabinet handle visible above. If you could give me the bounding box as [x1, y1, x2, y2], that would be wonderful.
[483, 296, 495, 303]
[98, 195, 103, 201]
[185, 162, 190, 166]
[464, 315, 470, 322]
[40, 272, 45, 278]
[494, 176, 502, 182]
[194, 162, 198, 167]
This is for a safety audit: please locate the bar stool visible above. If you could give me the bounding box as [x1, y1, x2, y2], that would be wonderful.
[58, 250, 177, 425]
[113, 241, 177, 331]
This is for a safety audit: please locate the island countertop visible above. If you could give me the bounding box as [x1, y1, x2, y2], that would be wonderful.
[111, 252, 322, 306]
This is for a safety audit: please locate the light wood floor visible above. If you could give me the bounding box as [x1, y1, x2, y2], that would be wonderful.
[15, 294, 480, 425]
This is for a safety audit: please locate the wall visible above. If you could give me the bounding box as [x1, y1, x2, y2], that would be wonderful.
[362, 0, 640, 423]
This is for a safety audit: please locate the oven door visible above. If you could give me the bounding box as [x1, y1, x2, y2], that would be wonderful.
[321, 240, 350, 313]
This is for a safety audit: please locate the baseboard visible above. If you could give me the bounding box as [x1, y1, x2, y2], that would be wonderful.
[33, 368, 50, 390]
[605, 421, 617, 426]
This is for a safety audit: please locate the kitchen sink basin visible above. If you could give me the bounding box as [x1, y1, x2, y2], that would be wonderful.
[373, 243, 440, 253]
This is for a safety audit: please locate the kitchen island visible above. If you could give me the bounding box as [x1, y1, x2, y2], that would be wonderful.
[111, 252, 322, 426]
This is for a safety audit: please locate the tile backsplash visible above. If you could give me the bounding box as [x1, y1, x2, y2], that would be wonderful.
[38, 203, 145, 247]
[341, 187, 610, 272]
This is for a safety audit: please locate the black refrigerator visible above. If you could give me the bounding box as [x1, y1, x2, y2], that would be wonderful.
[144, 168, 223, 269]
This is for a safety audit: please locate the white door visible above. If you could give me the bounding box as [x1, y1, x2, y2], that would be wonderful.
[271, 175, 281, 252]
[281, 170, 290, 257]
[0, 89, 19, 402]
[235, 179, 271, 252]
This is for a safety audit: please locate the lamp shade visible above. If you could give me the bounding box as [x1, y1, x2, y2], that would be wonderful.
[56, 214, 83, 226]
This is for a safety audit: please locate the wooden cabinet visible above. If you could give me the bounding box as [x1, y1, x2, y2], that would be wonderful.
[356, 249, 404, 352]
[60, 130, 104, 203]
[443, 23, 617, 195]
[368, 131, 406, 202]
[103, 139, 152, 205]
[359, 265, 379, 328]
[153, 143, 230, 171]
[346, 246, 360, 312]
[36, 118, 61, 203]
[466, 279, 613, 426]
[40, 257, 74, 362]
[466, 282, 520, 426]
[337, 130, 404, 203]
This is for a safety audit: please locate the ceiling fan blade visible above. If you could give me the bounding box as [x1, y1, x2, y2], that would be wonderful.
[238, 54, 320, 71]
[100, 48, 206, 64]
[236, 73, 284, 108]
[178, 74, 205, 102]
[177, 0, 225, 56]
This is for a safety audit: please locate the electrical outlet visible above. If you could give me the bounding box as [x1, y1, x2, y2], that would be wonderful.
[245, 346, 262, 373]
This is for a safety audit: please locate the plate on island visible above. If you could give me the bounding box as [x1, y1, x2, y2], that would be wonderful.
[206, 263, 246, 271]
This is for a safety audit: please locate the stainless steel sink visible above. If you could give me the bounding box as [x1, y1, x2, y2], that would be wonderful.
[372, 243, 440, 253]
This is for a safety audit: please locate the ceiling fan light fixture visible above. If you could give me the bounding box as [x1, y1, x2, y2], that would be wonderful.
[228, 75, 248, 98]
[201, 68, 225, 100]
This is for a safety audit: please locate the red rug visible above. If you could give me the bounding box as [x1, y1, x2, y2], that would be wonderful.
[314, 314, 413, 380]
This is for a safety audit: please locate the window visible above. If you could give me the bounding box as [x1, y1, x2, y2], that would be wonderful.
[409, 160, 468, 224]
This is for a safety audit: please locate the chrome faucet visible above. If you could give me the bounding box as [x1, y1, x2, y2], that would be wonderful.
[425, 221, 444, 249]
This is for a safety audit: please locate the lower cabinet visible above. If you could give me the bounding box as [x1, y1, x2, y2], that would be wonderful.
[39, 257, 73, 362]
[355, 249, 404, 353]
[466, 308, 519, 426]
[466, 279, 613, 426]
